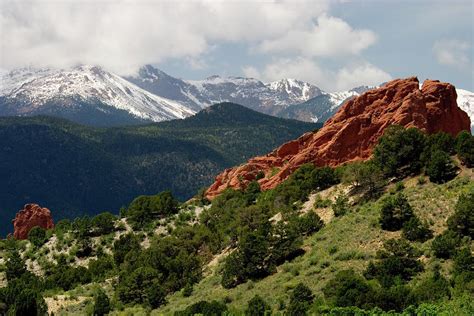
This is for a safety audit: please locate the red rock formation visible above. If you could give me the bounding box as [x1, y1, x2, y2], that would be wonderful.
[206, 77, 471, 199]
[13, 204, 54, 240]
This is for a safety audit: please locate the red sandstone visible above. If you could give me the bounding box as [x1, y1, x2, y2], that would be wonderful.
[13, 203, 54, 239]
[206, 77, 471, 199]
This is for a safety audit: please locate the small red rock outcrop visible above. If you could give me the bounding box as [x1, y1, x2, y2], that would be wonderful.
[206, 77, 471, 199]
[13, 204, 54, 240]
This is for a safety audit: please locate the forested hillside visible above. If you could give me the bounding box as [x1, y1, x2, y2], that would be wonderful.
[0, 103, 319, 236]
[0, 126, 472, 315]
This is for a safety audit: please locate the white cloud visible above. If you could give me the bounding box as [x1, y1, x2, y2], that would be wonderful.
[244, 58, 391, 91]
[258, 14, 377, 57]
[242, 66, 261, 79]
[433, 39, 470, 68]
[334, 63, 392, 90]
[0, 0, 330, 75]
[249, 57, 327, 85]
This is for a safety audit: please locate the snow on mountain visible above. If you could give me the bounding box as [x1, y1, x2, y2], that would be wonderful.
[277, 86, 374, 123]
[127, 66, 322, 116]
[0, 65, 196, 125]
[457, 88, 474, 131]
[267, 78, 323, 104]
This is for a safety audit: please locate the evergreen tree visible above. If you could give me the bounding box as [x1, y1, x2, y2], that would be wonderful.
[425, 150, 456, 183]
[432, 230, 461, 259]
[27, 226, 47, 248]
[286, 283, 314, 316]
[402, 216, 433, 242]
[455, 131, 474, 167]
[93, 289, 110, 316]
[373, 126, 426, 177]
[448, 190, 474, 238]
[379, 193, 414, 231]
[5, 249, 27, 281]
[245, 295, 270, 316]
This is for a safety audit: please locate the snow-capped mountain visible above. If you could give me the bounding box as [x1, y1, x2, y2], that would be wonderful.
[2, 63, 471, 130]
[457, 89, 474, 131]
[126, 65, 322, 115]
[267, 78, 323, 107]
[277, 86, 373, 123]
[0, 65, 196, 126]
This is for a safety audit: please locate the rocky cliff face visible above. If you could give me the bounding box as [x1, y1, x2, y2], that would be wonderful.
[13, 204, 54, 239]
[206, 77, 471, 199]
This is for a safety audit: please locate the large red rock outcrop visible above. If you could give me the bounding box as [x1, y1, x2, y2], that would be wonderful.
[206, 77, 471, 199]
[13, 204, 54, 239]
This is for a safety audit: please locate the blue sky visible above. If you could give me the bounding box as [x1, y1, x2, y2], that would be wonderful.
[1, 0, 472, 91]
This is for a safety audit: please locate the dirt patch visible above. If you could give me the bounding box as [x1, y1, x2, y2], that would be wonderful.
[204, 246, 233, 276]
[301, 185, 350, 224]
[45, 295, 89, 315]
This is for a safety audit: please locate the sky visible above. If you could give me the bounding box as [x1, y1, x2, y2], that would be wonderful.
[0, 0, 472, 92]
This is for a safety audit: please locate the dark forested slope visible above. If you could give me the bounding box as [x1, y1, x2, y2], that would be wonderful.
[0, 103, 319, 235]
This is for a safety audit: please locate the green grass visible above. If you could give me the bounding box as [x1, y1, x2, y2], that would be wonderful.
[4, 172, 472, 315]
[155, 174, 473, 314]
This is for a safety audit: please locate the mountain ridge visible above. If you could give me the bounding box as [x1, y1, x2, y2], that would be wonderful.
[0, 65, 196, 126]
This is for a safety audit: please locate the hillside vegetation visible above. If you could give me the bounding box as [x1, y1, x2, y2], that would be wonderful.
[0, 103, 319, 236]
[0, 126, 473, 315]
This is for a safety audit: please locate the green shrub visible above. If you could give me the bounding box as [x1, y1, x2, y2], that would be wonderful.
[342, 161, 386, 199]
[292, 211, 324, 236]
[402, 216, 433, 242]
[453, 247, 474, 276]
[127, 191, 179, 229]
[117, 267, 160, 306]
[221, 252, 245, 289]
[91, 212, 116, 235]
[455, 131, 474, 167]
[332, 194, 350, 217]
[431, 230, 461, 259]
[271, 164, 339, 209]
[426, 150, 456, 183]
[245, 295, 270, 316]
[88, 255, 114, 281]
[379, 193, 414, 231]
[174, 300, 228, 316]
[448, 190, 474, 238]
[314, 195, 332, 208]
[323, 270, 374, 309]
[373, 126, 427, 177]
[5, 249, 27, 281]
[286, 283, 314, 316]
[93, 289, 110, 316]
[27, 226, 47, 248]
[412, 267, 451, 303]
[426, 132, 455, 154]
[113, 233, 140, 265]
[182, 284, 193, 297]
[4, 285, 47, 315]
[365, 239, 423, 287]
[146, 281, 167, 308]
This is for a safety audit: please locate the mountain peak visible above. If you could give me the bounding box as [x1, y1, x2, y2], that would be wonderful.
[0, 65, 196, 126]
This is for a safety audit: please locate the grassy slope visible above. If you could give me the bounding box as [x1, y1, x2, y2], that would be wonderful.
[156, 173, 474, 314]
[3, 170, 472, 315]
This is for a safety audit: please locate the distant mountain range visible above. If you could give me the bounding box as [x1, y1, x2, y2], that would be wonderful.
[126, 65, 323, 116]
[0, 102, 320, 236]
[0, 65, 194, 126]
[0, 64, 472, 129]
